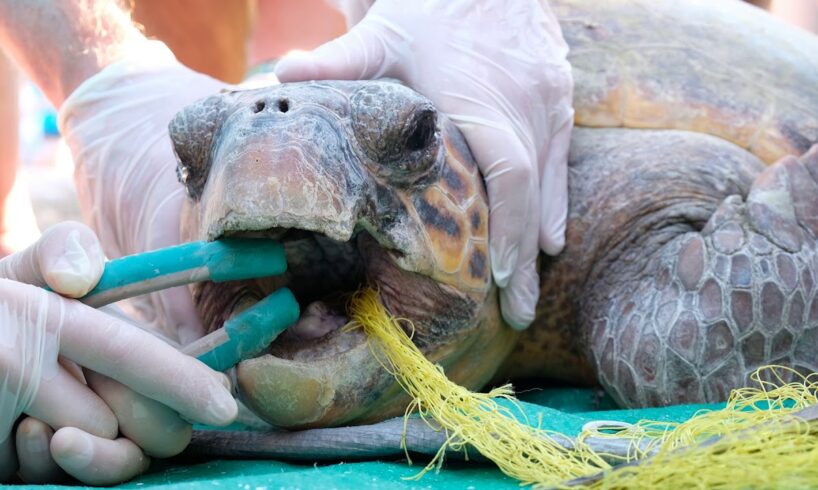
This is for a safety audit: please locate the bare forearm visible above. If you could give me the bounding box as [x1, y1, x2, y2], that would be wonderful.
[0, 0, 143, 106]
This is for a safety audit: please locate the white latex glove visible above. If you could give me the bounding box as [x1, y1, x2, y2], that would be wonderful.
[276, 0, 574, 329]
[58, 40, 229, 344]
[0, 222, 237, 485]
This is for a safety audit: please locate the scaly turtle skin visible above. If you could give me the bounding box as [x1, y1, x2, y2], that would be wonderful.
[168, 0, 818, 428]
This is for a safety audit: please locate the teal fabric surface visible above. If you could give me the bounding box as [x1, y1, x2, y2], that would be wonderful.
[12, 389, 721, 489]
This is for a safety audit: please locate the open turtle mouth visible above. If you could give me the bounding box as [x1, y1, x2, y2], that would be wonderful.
[192, 216, 500, 429]
[193, 218, 487, 429]
[201, 226, 404, 361]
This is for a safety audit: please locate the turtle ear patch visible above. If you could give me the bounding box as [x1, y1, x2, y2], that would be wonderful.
[169, 95, 230, 200]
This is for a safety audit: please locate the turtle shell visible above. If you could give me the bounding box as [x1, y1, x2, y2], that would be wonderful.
[555, 0, 818, 163]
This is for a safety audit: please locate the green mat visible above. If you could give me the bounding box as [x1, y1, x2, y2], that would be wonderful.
[16, 389, 722, 489]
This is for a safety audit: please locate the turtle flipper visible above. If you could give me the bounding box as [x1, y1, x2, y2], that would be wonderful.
[585, 144, 818, 407]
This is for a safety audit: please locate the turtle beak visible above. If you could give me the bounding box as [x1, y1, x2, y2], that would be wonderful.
[198, 92, 367, 242]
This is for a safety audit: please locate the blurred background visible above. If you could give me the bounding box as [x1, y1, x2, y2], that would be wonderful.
[0, 0, 816, 257]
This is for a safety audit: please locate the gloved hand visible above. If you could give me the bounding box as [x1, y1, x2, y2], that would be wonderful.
[0, 222, 237, 484]
[275, 0, 574, 329]
[58, 40, 230, 344]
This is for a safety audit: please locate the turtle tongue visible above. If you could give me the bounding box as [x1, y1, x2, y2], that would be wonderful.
[281, 301, 348, 341]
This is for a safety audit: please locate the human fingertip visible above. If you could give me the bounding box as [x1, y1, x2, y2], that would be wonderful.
[498, 268, 539, 330]
[17, 418, 51, 456]
[43, 227, 104, 298]
[499, 289, 536, 331]
[204, 384, 238, 427]
[273, 51, 317, 82]
[490, 238, 519, 288]
[540, 195, 567, 256]
[17, 418, 65, 484]
[18, 416, 44, 440]
[540, 227, 566, 256]
[52, 431, 149, 485]
[215, 372, 232, 392]
[212, 396, 239, 426]
[50, 428, 94, 472]
[143, 423, 191, 459]
[186, 363, 237, 426]
[92, 405, 121, 441]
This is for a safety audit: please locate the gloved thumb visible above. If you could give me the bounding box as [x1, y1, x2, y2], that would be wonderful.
[0, 222, 105, 298]
[50, 427, 148, 485]
[275, 18, 392, 83]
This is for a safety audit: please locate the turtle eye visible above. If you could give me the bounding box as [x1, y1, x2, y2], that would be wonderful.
[352, 83, 443, 186]
[170, 94, 228, 200]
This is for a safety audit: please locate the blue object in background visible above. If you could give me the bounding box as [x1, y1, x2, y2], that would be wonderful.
[42, 110, 59, 137]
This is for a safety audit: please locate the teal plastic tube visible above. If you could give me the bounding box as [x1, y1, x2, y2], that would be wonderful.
[71, 238, 300, 370]
[193, 288, 300, 371]
[80, 239, 287, 308]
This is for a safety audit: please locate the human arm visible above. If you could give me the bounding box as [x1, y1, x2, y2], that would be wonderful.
[0, 0, 144, 108]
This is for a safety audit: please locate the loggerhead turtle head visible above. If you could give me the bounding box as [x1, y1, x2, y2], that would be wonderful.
[169, 80, 518, 429]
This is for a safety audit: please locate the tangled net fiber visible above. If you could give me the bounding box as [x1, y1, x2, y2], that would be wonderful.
[349, 288, 818, 489]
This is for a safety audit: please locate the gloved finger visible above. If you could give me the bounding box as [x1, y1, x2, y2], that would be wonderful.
[499, 175, 541, 330]
[0, 221, 104, 298]
[16, 417, 65, 484]
[499, 256, 540, 330]
[58, 356, 86, 383]
[59, 42, 220, 343]
[324, 0, 374, 27]
[539, 111, 573, 256]
[0, 279, 234, 428]
[25, 363, 118, 439]
[85, 371, 191, 458]
[275, 17, 392, 82]
[0, 430, 17, 482]
[451, 119, 534, 289]
[48, 289, 237, 427]
[50, 428, 149, 486]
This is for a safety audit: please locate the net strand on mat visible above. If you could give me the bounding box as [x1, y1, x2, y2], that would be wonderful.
[348, 288, 818, 489]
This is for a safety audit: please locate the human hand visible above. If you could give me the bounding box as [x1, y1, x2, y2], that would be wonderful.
[275, 0, 574, 329]
[59, 40, 229, 343]
[0, 222, 237, 484]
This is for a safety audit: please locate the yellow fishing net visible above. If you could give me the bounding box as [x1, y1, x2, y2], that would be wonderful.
[348, 288, 818, 489]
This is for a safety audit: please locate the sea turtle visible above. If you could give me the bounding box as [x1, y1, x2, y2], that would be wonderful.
[168, 0, 818, 429]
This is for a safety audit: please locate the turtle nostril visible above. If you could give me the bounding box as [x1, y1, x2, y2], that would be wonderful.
[277, 99, 290, 113]
[253, 100, 266, 113]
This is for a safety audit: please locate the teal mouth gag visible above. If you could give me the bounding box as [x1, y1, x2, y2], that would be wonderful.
[74, 239, 300, 371]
